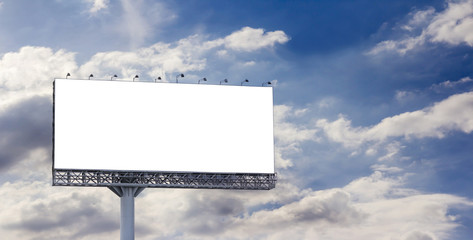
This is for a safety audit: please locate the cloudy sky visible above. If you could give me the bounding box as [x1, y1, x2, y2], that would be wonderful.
[1, 0, 473, 239]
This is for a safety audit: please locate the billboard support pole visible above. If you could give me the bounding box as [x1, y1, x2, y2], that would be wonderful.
[109, 187, 145, 240]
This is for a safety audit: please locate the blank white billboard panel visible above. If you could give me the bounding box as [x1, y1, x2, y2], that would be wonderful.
[53, 79, 274, 174]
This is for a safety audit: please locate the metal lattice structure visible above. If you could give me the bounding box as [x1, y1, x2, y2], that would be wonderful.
[53, 169, 277, 190]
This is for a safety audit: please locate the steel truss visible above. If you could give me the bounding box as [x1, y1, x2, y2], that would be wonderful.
[53, 169, 276, 190]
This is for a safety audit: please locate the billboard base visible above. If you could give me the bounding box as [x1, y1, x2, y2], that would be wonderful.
[108, 187, 145, 240]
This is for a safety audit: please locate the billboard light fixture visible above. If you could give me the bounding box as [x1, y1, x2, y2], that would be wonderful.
[66, 73, 71, 79]
[241, 79, 249, 86]
[176, 73, 184, 83]
[262, 81, 272, 86]
[111, 74, 118, 80]
[133, 75, 139, 82]
[88, 74, 94, 80]
[198, 78, 207, 84]
[220, 79, 228, 85]
[155, 77, 162, 82]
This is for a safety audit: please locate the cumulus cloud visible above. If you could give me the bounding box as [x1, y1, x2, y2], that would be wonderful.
[0, 97, 51, 171]
[274, 105, 318, 144]
[317, 91, 473, 148]
[351, 192, 468, 240]
[0, 48, 67, 171]
[1, 168, 470, 240]
[0, 46, 77, 110]
[77, 27, 289, 81]
[78, 37, 207, 80]
[135, 172, 471, 240]
[369, 0, 473, 55]
[344, 171, 409, 202]
[244, 189, 365, 227]
[402, 7, 436, 32]
[273, 105, 319, 169]
[222, 27, 290, 52]
[369, 35, 426, 55]
[0, 27, 289, 93]
[339, 172, 471, 240]
[426, 0, 473, 46]
[0, 181, 119, 240]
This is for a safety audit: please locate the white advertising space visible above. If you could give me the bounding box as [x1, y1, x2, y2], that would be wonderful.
[53, 79, 274, 174]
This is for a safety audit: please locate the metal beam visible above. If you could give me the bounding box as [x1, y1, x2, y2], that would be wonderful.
[53, 169, 277, 190]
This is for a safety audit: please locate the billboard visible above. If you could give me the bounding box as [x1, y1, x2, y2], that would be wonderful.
[53, 79, 274, 175]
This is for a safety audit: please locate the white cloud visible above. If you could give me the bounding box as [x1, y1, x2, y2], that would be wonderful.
[316, 115, 366, 148]
[223, 189, 366, 239]
[223, 27, 290, 52]
[426, 0, 473, 46]
[0, 46, 77, 110]
[77, 36, 208, 81]
[340, 172, 471, 240]
[369, 0, 473, 55]
[1, 165, 470, 240]
[0, 46, 75, 91]
[403, 7, 436, 31]
[351, 192, 467, 240]
[204, 27, 289, 53]
[84, 0, 109, 14]
[368, 91, 473, 139]
[377, 141, 404, 161]
[0, 27, 289, 109]
[140, 172, 470, 240]
[430, 76, 473, 91]
[242, 60, 256, 66]
[77, 27, 289, 81]
[317, 91, 473, 148]
[274, 105, 318, 144]
[0, 97, 52, 172]
[369, 35, 426, 55]
[272, 105, 319, 169]
[344, 171, 409, 202]
[0, 181, 119, 240]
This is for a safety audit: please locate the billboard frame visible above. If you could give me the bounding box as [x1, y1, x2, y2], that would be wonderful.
[52, 78, 277, 190]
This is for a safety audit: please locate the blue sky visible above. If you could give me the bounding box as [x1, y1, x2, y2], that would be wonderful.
[1, 0, 473, 239]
